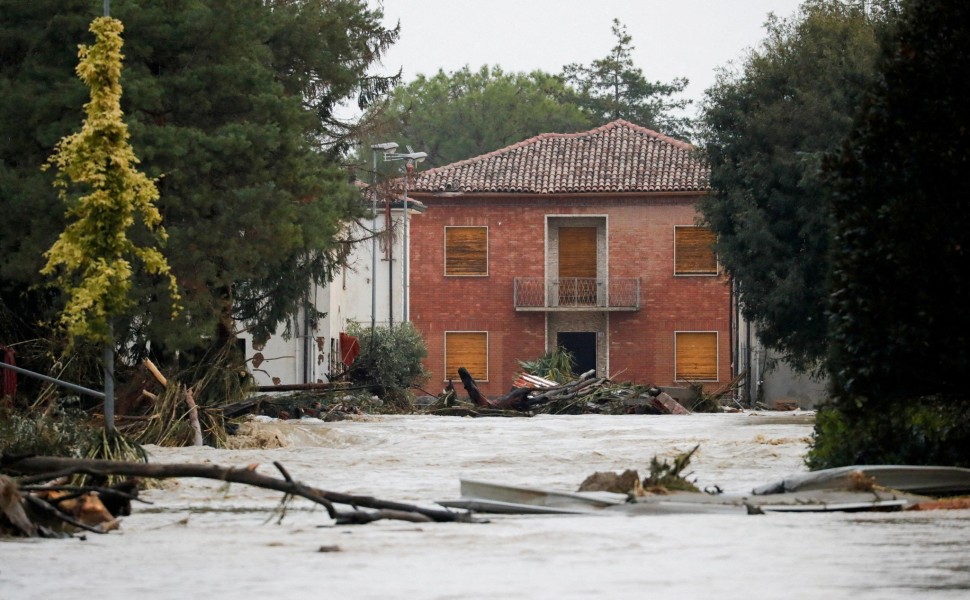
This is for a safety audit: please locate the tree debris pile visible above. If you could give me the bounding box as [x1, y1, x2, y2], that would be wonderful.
[577, 445, 701, 498]
[222, 394, 372, 422]
[109, 356, 380, 449]
[422, 367, 731, 416]
[642, 444, 702, 493]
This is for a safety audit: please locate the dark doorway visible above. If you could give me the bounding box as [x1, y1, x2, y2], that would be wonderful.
[557, 332, 596, 376]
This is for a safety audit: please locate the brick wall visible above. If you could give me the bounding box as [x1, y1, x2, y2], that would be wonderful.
[408, 193, 731, 396]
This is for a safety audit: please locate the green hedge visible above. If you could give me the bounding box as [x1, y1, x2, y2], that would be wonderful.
[808, 396, 970, 469]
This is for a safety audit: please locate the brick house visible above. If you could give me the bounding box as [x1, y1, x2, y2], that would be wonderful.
[405, 120, 732, 397]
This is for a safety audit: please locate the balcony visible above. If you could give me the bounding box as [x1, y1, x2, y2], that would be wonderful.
[514, 277, 640, 311]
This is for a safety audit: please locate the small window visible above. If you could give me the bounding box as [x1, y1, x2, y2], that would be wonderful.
[675, 331, 718, 381]
[445, 331, 488, 381]
[445, 226, 488, 276]
[674, 226, 718, 275]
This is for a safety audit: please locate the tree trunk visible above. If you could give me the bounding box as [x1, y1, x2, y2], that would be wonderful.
[457, 367, 535, 411]
[1, 456, 472, 524]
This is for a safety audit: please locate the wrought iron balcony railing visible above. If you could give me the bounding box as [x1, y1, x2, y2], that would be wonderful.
[513, 277, 640, 311]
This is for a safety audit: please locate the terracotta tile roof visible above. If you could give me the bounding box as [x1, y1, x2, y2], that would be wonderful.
[410, 120, 709, 195]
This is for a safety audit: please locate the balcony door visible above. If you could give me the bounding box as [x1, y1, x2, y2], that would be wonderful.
[558, 227, 597, 306]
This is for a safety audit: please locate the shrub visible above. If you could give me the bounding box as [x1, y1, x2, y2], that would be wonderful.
[346, 322, 428, 412]
[0, 407, 96, 458]
[807, 396, 970, 469]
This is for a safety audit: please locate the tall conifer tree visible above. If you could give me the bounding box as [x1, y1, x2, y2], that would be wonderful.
[0, 1, 398, 376]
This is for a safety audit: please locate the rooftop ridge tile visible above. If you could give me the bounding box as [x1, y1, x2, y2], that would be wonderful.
[412, 119, 709, 195]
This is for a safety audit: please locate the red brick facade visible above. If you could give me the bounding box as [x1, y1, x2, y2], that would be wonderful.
[403, 120, 730, 397]
[407, 193, 732, 396]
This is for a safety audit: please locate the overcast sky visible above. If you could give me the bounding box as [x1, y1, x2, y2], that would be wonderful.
[370, 0, 806, 118]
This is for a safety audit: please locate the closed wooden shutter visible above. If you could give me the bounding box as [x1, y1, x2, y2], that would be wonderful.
[445, 227, 488, 276]
[675, 332, 718, 381]
[445, 332, 488, 381]
[559, 227, 597, 305]
[675, 227, 718, 274]
[559, 228, 597, 277]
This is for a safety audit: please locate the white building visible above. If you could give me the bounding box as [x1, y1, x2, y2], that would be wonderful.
[734, 309, 828, 409]
[239, 197, 424, 387]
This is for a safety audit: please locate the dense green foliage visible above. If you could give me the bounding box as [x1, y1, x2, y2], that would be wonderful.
[0, 0, 398, 369]
[698, 0, 893, 371]
[562, 18, 690, 140]
[808, 400, 970, 469]
[810, 0, 970, 468]
[346, 322, 428, 411]
[362, 19, 690, 168]
[824, 0, 970, 407]
[363, 66, 592, 168]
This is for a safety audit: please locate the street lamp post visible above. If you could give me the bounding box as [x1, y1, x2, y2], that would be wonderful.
[381, 148, 426, 324]
[369, 143, 398, 334]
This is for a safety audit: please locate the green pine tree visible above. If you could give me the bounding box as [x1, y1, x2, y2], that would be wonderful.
[562, 18, 691, 139]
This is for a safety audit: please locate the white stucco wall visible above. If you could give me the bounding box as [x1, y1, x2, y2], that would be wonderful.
[737, 317, 828, 409]
[239, 207, 408, 387]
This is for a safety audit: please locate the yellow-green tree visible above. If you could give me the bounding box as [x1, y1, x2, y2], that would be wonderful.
[43, 16, 178, 440]
[42, 16, 178, 346]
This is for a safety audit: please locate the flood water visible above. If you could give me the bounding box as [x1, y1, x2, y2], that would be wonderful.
[2, 412, 969, 599]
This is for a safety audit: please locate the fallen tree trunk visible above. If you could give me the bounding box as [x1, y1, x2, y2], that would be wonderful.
[1, 455, 472, 525]
[440, 368, 693, 416]
[457, 367, 491, 408]
[458, 367, 536, 411]
[220, 397, 263, 419]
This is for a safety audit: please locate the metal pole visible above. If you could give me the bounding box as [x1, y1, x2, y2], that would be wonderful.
[402, 166, 410, 322]
[0, 361, 106, 400]
[371, 151, 378, 333]
[379, 148, 423, 328]
[100, 0, 116, 432]
[104, 324, 116, 432]
[303, 291, 313, 383]
[368, 142, 397, 335]
[388, 201, 394, 330]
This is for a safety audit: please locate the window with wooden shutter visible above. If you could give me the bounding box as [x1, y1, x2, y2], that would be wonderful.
[445, 226, 488, 276]
[675, 331, 718, 381]
[674, 226, 718, 275]
[445, 331, 488, 381]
